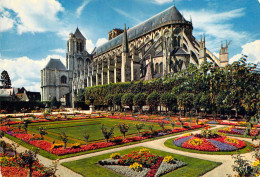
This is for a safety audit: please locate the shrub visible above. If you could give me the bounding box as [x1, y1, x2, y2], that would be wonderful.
[117, 123, 129, 139]
[60, 132, 68, 148]
[135, 123, 145, 137]
[101, 124, 114, 142]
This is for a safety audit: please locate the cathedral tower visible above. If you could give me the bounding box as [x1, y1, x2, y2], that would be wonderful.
[219, 42, 229, 67]
[198, 35, 206, 66]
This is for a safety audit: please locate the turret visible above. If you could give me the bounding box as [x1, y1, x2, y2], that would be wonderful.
[219, 41, 229, 67]
[198, 34, 206, 66]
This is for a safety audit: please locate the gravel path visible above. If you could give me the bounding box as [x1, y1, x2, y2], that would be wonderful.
[2, 124, 258, 177]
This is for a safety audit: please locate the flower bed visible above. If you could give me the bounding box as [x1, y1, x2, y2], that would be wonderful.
[1, 123, 206, 156]
[218, 127, 259, 136]
[98, 148, 186, 177]
[173, 133, 246, 152]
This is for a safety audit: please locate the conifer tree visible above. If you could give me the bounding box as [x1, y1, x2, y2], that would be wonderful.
[1, 70, 11, 88]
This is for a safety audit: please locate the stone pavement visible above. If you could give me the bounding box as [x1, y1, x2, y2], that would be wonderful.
[2, 125, 258, 177]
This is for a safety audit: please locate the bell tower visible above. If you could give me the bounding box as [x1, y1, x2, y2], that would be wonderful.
[219, 42, 229, 67]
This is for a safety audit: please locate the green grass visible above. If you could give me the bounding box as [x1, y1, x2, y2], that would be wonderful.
[164, 137, 254, 155]
[24, 118, 172, 143]
[62, 146, 221, 177]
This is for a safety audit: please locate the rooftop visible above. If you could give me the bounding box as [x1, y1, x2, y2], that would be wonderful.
[44, 59, 67, 70]
[94, 6, 188, 55]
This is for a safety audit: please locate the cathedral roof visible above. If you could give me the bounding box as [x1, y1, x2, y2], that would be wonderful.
[74, 27, 86, 40]
[44, 59, 67, 70]
[174, 48, 190, 55]
[94, 6, 186, 55]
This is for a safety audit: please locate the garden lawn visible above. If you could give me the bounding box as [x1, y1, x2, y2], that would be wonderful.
[23, 118, 172, 143]
[62, 146, 221, 177]
[164, 137, 253, 155]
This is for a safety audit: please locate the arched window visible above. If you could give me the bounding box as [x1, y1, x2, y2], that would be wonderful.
[61, 76, 67, 84]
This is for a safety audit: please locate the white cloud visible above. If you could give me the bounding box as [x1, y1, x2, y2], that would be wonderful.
[49, 48, 66, 54]
[153, 0, 172, 4]
[76, 0, 90, 18]
[229, 40, 260, 64]
[1, 0, 64, 34]
[0, 15, 14, 32]
[183, 8, 247, 53]
[96, 38, 108, 47]
[85, 39, 95, 53]
[0, 55, 65, 92]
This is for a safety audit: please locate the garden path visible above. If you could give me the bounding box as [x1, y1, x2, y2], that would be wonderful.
[2, 124, 258, 177]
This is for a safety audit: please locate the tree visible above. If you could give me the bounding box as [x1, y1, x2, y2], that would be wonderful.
[23, 120, 31, 133]
[121, 93, 134, 111]
[158, 121, 165, 130]
[170, 121, 175, 130]
[104, 94, 114, 109]
[135, 123, 145, 137]
[38, 127, 47, 140]
[133, 93, 147, 111]
[160, 93, 177, 113]
[83, 131, 90, 145]
[113, 94, 123, 111]
[1, 70, 11, 88]
[101, 124, 114, 142]
[177, 93, 194, 115]
[147, 92, 160, 114]
[60, 132, 68, 148]
[117, 123, 129, 139]
[20, 149, 39, 177]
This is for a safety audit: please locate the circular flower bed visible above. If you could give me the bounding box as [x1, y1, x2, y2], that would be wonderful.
[173, 132, 246, 152]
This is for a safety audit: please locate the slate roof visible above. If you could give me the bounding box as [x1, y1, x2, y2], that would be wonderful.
[25, 91, 41, 101]
[174, 48, 190, 55]
[44, 59, 67, 70]
[94, 6, 186, 55]
[74, 27, 86, 40]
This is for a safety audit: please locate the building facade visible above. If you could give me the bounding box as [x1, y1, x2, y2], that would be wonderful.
[41, 59, 70, 105]
[43, 6, 229, 106]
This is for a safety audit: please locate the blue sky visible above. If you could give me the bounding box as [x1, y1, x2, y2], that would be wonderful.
[0, 0, 260, 91]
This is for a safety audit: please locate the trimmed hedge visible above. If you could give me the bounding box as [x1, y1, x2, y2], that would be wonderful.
[85, 80, 174, 105]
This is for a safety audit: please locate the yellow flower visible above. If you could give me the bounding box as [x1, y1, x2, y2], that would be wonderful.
[110, 153, 120, 159]
[129, 162, 143, 172]
[252, 160, 260, 167]
[163, 156, 174, 163]
[139, 148, 150, 154]
[189, 138, 203, 146]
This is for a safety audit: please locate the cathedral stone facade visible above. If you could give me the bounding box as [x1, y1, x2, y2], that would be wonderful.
[42, 6, 229, 106]
[41, 59, 70, 104]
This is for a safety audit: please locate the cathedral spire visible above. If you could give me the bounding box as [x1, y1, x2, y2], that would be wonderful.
[122, 24, 129, 53]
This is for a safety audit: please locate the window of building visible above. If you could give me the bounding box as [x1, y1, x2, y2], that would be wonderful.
[61, 76, 67, 84]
